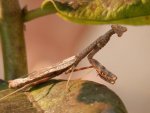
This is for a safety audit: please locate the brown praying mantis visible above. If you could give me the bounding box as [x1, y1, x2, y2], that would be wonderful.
[0, 25, 127, 101]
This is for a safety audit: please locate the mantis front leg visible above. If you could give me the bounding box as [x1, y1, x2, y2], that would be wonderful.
[87, 45, 117, 84]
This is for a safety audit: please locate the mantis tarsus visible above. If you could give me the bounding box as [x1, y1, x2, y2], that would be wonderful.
[0, 25, 127, 101]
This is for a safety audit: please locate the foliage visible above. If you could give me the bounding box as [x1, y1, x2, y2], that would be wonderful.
[42, 0, 150, 25]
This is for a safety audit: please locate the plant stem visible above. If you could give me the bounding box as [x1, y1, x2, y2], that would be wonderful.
[0, 0, 28, 80]
[23, 4, 56, 22]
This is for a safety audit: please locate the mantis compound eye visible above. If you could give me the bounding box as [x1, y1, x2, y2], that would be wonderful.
[111, 25, 127, 37]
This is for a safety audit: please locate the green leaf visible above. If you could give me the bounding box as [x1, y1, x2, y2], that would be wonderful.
[0, 80, 127, 113]
[42, 0, 150, 25]
[30, 80, 127, 113]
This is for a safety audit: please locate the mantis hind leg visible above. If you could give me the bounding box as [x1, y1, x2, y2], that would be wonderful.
[65, 65, 76, 91]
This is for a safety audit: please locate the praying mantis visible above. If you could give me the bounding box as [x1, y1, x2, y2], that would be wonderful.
[0, 25, 127, 101]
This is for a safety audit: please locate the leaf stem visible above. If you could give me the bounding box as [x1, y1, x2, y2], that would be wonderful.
[23, 4, 56, 22]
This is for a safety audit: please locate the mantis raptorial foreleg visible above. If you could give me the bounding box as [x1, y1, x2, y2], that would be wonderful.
[88, 45, 117, 84]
